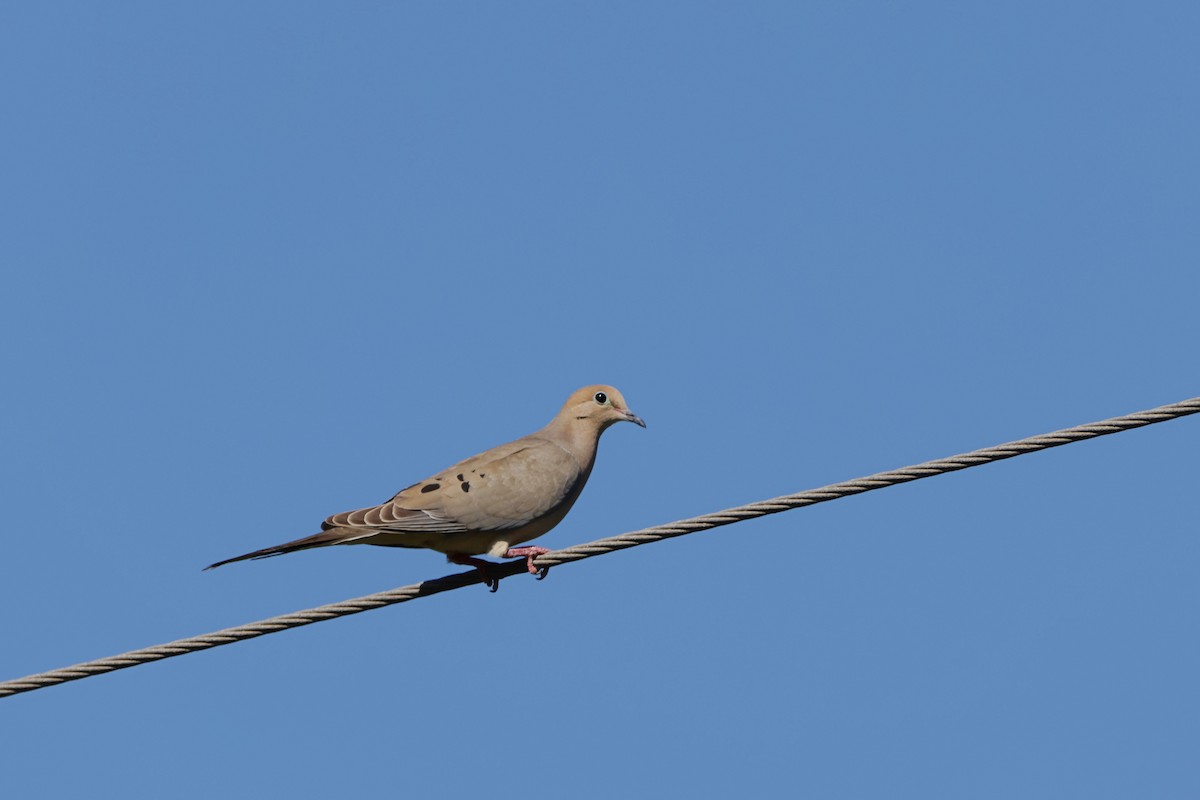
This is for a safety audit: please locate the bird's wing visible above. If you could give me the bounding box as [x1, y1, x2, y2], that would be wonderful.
[323, 436, 582, 535]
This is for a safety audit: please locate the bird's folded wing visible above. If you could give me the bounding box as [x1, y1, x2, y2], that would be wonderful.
[435, 441, 581, 530]
[321, 437, 582, 535]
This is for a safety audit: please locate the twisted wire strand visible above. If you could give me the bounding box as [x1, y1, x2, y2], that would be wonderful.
[2, 396, 1197, 699]
[539, 397, 1200, 565]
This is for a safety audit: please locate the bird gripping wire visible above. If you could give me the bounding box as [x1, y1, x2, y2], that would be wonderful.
[2, 396, 1197, 700]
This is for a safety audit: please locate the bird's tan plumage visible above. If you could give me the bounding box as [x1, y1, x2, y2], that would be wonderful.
[205, 385, 645, 570]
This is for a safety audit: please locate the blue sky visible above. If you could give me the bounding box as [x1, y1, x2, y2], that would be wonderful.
[2, 3, 1198, 797]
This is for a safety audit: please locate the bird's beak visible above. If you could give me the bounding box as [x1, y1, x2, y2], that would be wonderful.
[622, 409, 647, 428]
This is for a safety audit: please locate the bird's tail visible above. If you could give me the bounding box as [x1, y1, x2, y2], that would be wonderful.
[203, 529, 358, 570]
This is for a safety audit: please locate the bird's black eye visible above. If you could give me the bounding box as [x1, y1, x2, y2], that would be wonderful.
[594, 392, 609, 405]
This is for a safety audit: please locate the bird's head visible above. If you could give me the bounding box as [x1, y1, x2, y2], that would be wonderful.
[560, 384, 647, 432]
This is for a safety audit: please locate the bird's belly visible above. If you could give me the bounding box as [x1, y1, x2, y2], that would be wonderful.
[353, 530, 511, 557]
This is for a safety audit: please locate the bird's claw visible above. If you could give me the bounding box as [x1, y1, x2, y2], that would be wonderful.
[449, 548, 550, 591]
[448, 553, 503, 592]
[502, 546, 551, 580]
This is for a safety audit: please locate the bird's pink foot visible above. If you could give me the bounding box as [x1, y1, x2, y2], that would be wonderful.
[503, 546, 551, 580]
[447, 553, 501, 592]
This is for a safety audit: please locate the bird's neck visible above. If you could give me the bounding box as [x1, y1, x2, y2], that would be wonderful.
[539, 418, 606, 471]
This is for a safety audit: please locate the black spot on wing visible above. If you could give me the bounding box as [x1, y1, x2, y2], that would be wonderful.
[421, 483, 440, 493]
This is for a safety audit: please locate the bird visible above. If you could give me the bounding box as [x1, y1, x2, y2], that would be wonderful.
[204, 385, 646, 590]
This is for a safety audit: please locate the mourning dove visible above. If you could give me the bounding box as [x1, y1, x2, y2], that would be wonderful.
[205, 385, 645, 589]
